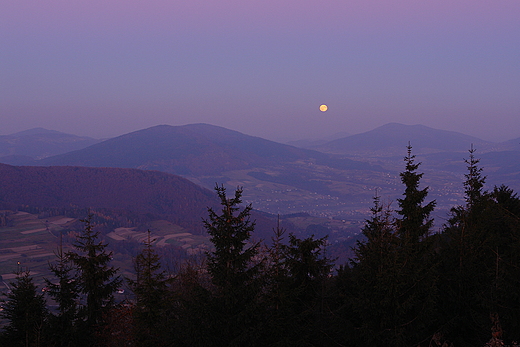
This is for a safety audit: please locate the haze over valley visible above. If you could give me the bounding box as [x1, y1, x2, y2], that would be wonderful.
[2, 122, 519, 227]
[2, 2, 520, 344]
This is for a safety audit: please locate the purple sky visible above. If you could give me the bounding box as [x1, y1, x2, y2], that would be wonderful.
[1, 1, 519, 142]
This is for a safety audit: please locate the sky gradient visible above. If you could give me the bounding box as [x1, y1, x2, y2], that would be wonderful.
[1, 1, 519, 142]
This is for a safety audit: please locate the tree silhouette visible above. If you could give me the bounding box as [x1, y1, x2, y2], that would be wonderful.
[45, 238, 80, 347]
[203, 185, 262, 345]
[128, 230, 170, 346]
[66, 213, 121, 346]
[396, 143, 436, 243]
[0, 270, 47, 347]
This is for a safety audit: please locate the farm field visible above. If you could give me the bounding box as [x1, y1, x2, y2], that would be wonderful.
[0, 211, 214, 295]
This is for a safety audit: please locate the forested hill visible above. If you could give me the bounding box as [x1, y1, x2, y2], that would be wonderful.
[37, 124, 375, 176]
[0, 128, 101, 160]
[0, 163, 218, 234]
[314, 123, 493, 156]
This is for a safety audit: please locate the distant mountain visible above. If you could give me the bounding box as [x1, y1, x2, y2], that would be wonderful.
[0, 128, 102, 161]
[286, 131, 351, 149]
[3, 123, 520, 240]
[0, 163, 217, 234]
[11, 127, 64, 136]
[28, 124, 384, 220]
[0, 155, 37, 166]
[498, 137, 520, 152]
[13, 123, 520, 224]
[316, 123, 493, 156]
[38, 124, 374, 175]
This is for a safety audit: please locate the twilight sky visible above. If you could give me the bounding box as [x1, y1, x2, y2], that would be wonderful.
[1, 1, 519, 142]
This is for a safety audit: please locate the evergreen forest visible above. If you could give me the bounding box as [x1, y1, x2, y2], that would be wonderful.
[2, 146, 520, 347]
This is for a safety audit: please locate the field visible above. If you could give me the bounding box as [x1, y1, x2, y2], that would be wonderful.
[0, 211, 213, 295]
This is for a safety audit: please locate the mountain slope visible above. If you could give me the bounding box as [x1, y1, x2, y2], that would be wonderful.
[38, 124, 374, 175]
[0, 128, 102, 161]
[316, 123, 493, 156]
[0, 163, 218, 234]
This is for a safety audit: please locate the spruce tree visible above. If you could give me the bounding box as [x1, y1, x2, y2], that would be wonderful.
[279, 233, 333, 345]
[45, 240, 80, 347]
[396, 143, 436, 242]
[167, 261, 214, 347]
[128, 231, 170, 346]
[350, 195, 402, 346]
[266, 216, 287, 311]
[258, 218, 288, 345]
[66, 213, 122, 345]
[205, 185, 260, 290]
[463, 144, 486, 209]
[439, 146, 491, 345]
[282, 234, 331, 305]
[442, 181, 520, 345]
[394, 144, 437, 345]
[352, 195, 396, 280]
[486, 185, 520, 343]
[350, 145, 438, 346]
[0, 270, 48, 347]
[203, 185, 262, 346]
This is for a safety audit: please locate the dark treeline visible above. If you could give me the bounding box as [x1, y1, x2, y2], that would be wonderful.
[2, 146, 520, 346]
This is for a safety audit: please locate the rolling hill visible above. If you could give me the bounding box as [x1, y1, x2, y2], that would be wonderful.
[5, 122, 520, 227]
[0, 128, 102, 162]
[0, 163, 217, 234]
[38, 124, 374, 175]
[31, 124, 384, 218]
[0, 163, 310, 241]
[314, 123, 493, 156]
[0, 163, 339, 291]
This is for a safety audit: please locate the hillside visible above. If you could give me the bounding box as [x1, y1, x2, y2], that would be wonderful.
[315, 123, 493, 156]
[38, 124, 373, 175]
[0, 163, 354, 294]
[0, 163, 217, 234]
[0, 163, 318, 240]
[32, 124, 384, 218]
[7, 123, 520, 225]
[0, 128, 101, 161]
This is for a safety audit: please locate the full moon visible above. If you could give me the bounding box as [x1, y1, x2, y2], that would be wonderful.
[319, 104, 328, 112]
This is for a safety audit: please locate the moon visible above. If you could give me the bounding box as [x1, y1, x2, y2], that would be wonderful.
[319, 104, 328, 112]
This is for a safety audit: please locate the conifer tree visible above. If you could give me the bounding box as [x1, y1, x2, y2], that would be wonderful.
[486, 185, 520, 343]
[266, 216, 287, 310]
[463, 144, 486, 209]
[45, 239, 80, 347]
[128, 230, 170, 346]
[396, 143, 436, 242]
[282, 234, 331, 304]
[205, 185, 260, 290]
[259, 222, 335, 346]
[441, 181, 520, 345]
[0, 270, 48, 347]
[439, 146, 491, 345]
[66, 213, 121, 345]
[279, 233, 333, 345]
[393, 144, 437, 345]
[350, 145, 438, 346]
[350, 195, 402, 346]
[203, 185, 262, 345]
[167, 261, 214, 347]
[352, 195, 396, 279]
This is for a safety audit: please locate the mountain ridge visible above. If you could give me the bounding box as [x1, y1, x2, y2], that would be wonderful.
[314, 123, 495, 156]
[36, 123, 376, 175]
[0, 128, 102, 160]
[3, 122, 520, 220]
[0, 163, 218, 234]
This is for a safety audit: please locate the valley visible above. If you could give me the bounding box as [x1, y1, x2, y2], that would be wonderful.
[1, 122, 519, 285]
